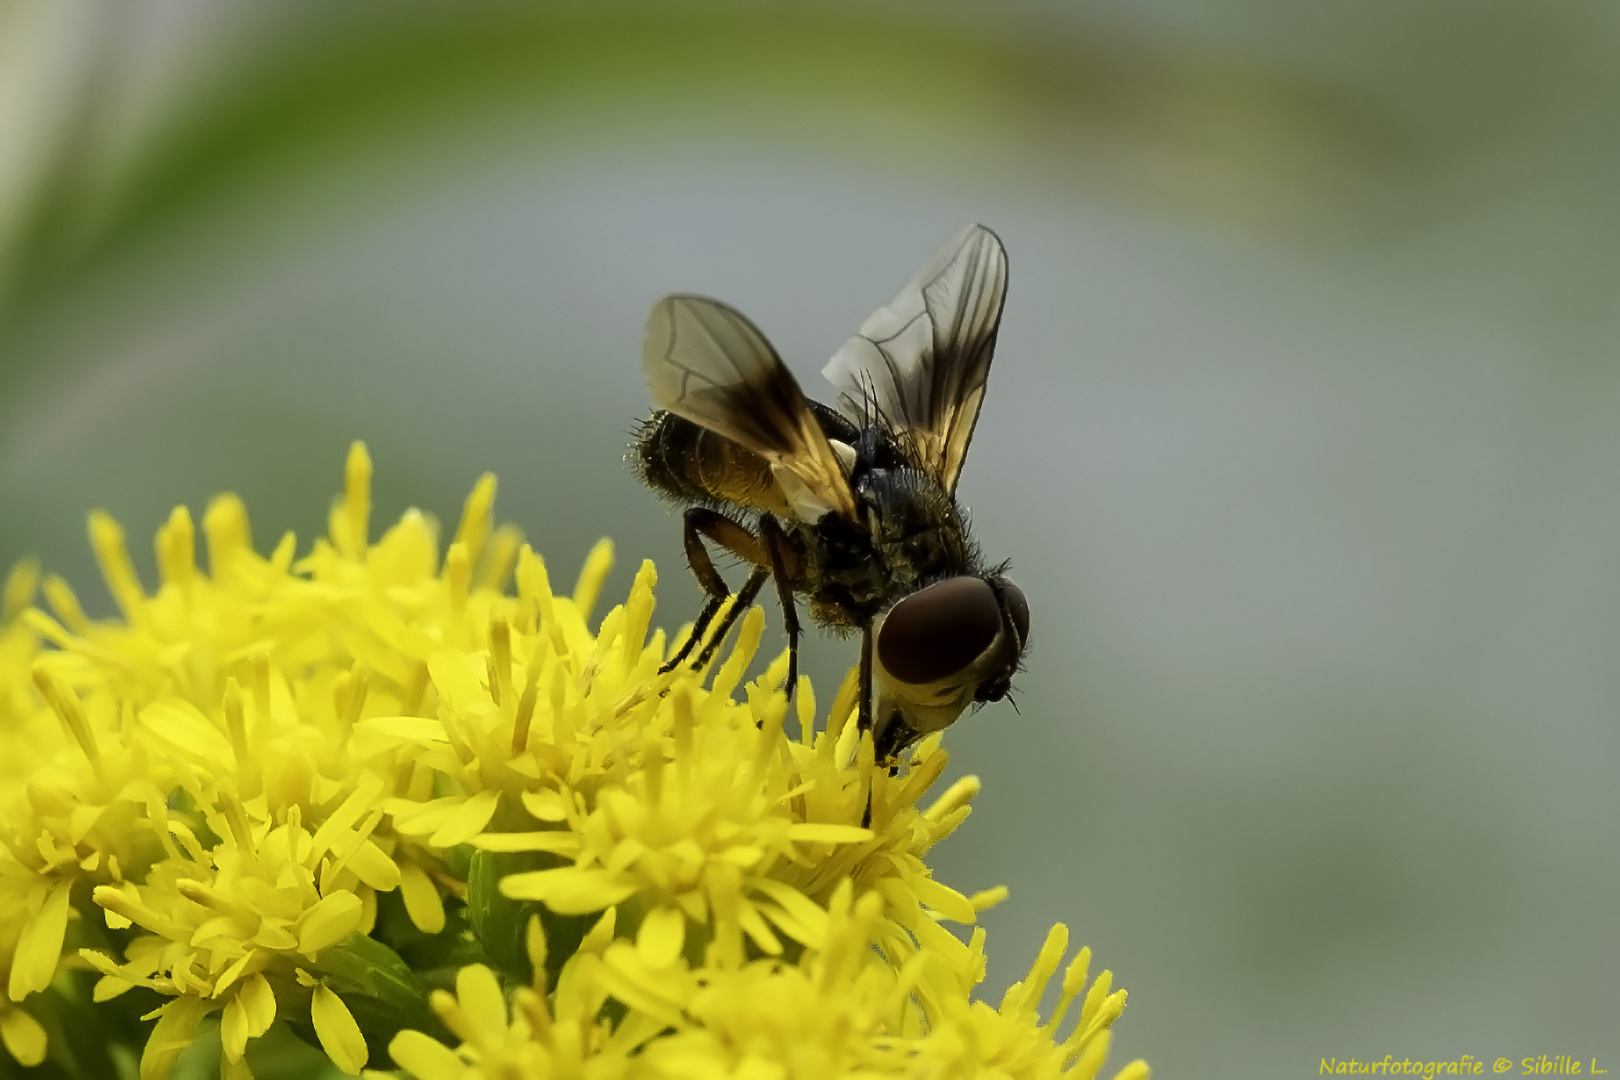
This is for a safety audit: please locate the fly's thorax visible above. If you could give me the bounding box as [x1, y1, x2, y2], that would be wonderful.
[795, 466, 972, 628]
[797, 512, 889, 628]
[859, 466, 971, 588]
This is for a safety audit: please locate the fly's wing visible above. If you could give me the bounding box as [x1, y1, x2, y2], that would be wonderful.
[821, 224, 1008, 495]
[644, 294, 858, 523]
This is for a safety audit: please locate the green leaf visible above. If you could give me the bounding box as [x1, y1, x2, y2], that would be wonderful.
[302, 932, 437, 1040]
[467, 848, 593, 987]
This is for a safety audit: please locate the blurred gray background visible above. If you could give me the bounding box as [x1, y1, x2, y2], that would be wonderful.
[1, 1, 1617, 1074]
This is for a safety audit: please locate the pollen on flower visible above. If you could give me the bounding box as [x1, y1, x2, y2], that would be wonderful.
[0, 443, 1145, 1080]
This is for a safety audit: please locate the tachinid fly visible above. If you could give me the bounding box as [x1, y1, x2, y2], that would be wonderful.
[631, 225, 1028, 765]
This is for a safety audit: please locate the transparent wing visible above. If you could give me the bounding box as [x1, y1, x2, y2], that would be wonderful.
[821, 224, 1008, 495]
[644, 294, 857, 523]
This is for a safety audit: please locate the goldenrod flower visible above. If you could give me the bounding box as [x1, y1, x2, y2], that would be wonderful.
[0, 444, 1146, 1080]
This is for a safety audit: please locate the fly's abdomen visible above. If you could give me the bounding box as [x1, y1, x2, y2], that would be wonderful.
[631, 410, 787, 514]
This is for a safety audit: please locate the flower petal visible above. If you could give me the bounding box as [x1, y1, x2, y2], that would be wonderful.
[469, 830, 581, 854]
[389, 1030, 465, 1080]
[454, 965, 507, 1049]
[312, 982, 368, 1075]
[499, 868, 635, 914]
[9, 880, 72, 1001]
[238, 973, 276, 1037]
[0, 1007, 46, 1067]
[139, 996, 211, 1080]
[398, 861, 445, 935]
[635, 907, 686, 969]
[297, 892, 363, 957]
[428, 789, 500, 848]
[785, 823, 873, 844]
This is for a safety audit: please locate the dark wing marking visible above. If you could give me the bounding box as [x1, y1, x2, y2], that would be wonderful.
[821, 224, 1008, 495]
[644, 294, 858, 523]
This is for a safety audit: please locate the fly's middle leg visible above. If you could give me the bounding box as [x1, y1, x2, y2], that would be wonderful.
[757, 514, 802, 698]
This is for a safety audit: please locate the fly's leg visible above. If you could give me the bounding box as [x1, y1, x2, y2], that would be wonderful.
[693, 566, 769, 671]
[661, 508, 767, 675]
[757, 514, 801, 698]
[857, 623, 874, 737]
[859, 624, 875, 828]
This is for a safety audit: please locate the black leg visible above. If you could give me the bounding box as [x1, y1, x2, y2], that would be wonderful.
[661, 592, 725, 673]
[694, 567, 768, 670]
[757, 515, 801, 698]
[859, 623, 875, 828]
[857, 623, 873, 736]
[661, 508, 767, 674]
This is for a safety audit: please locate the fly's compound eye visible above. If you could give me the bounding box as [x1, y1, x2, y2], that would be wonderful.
[878, 576, 1003, 686]
[973, 576, 1029, 702]
[991, 576, 1029, 648]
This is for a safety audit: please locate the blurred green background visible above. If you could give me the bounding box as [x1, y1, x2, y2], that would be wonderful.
[2, 1, 1618, 1075]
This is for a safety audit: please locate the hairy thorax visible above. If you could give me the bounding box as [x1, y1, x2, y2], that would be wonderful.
[800, 465, 973, 630]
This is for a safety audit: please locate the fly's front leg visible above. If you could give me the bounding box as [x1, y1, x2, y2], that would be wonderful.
[661, 508, 767, 674]
[859, 622, 876, 829]
[757, 514, 801, 698]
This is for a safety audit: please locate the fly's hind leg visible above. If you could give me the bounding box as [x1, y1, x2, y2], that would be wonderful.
[692, 566, 769, 671]
[661, 508, 768, 675]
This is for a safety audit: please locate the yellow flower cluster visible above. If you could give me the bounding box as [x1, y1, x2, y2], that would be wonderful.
[0, 444, 1146, 1080]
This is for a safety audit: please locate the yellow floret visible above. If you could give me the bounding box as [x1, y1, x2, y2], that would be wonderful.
[0, 443, 1144, 1080]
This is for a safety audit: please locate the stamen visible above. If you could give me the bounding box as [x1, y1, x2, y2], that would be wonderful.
[251, 651, 272, 726]
[1041, 944, 1092, 1038]
[752, 692, 785, 776]
[2, 558, 39, 622]
[823, 665, 861, 747]
[525, 915, 548, 995]
[222, 678, 248, 764]
[202, 493, 252, 576]
[924, 775, 981, 821]
[450, 473, 497, 568]
[620, 559, 657, 663]
[41, 574, 88, 633]
[571, 538, 615, 624]
[516, 546, 558, 647]
[268, 530, 297, 575]
[515, 986, 551, 1039]
[547, 662, 573, 750]
[671, 685, 695, 765]
[217, 788, 255, 853]
[427, 988, 468, 1044]
[31, 664, 101, 769]
[338, 441, 372, 559]
[335, 665, 370, 736]
[176, 879, 236, 914]
[643, 742, 665, 805]
[477, 524, 522, 592]
[969, 886, 1009, 912]
[511, 683, 537, 756]
[92, 885, 164, 931]
[489, 619, 513, 706]
[155, 506, 196, 589]
[401, 658, 430, 715]
[88, 512, 146, 622]
[443, 543, 470, 616]
[796, 675, 816, 746]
